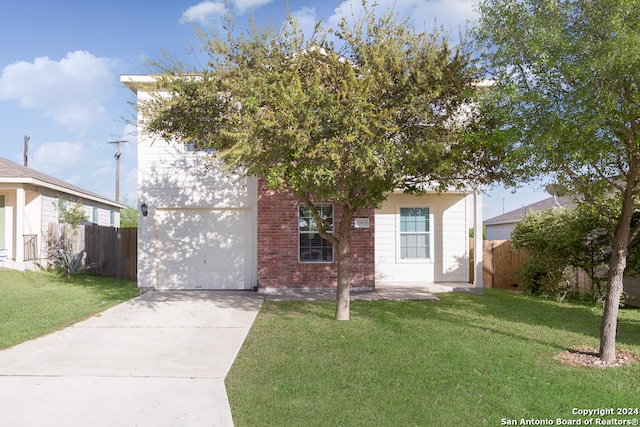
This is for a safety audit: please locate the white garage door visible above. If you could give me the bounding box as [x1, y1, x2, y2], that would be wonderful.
[155, 209, 253, 290]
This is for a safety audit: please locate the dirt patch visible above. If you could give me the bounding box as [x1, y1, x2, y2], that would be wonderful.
[555, 345, 639, 368]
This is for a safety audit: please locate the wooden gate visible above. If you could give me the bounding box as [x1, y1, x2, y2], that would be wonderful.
[482, 240, 529, 289]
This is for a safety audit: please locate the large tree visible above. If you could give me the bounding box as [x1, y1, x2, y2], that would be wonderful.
[474, 0, 640, 361]
[142, 2, 489, 320]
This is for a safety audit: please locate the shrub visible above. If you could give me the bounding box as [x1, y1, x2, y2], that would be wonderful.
[511, 204, 605, 301]
[51, 249, 104, 279]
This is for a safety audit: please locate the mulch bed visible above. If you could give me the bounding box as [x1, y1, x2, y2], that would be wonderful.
[555, 345, 639, 368]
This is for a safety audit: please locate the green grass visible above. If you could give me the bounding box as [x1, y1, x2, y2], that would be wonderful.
[226, 290, 640, 427]
[0, 268, 139, 350]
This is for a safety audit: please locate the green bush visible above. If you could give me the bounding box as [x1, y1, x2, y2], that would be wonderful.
[511, 204, 606, 301]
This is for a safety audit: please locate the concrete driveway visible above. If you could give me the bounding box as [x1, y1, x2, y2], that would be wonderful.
[0, 291, 264, 427]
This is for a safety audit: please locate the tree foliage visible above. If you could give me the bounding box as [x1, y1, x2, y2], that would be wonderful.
[119, 205, 138, 228]
[54, 198, 88, 231]
[511, 204, 608, 301]
[142, 1, 489, 320]
[474, 0, 640, 360]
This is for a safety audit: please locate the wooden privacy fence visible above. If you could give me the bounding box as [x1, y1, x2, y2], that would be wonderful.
[480, 239, 529, 289]
[479, 239, 592, 292]
[84, 224, 137, 281]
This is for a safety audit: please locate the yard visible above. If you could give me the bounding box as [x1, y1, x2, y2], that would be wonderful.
[226, 290, 640, 427]
[0, 268, 139, 350]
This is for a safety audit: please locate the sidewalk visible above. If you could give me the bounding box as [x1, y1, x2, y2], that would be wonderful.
[261, 283, 481, 301]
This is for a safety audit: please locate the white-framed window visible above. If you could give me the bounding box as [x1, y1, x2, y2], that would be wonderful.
[299, 203, 334, 263]
[186, 141, 215, 153]
[92, 206, 99, 224]
[399, 207, 431, 260]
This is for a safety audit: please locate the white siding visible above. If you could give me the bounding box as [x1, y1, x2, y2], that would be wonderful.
[136, 89, 258, 290]
[375, 192, 470, 285]
[0, 176, 121, 270]
[485, 223, 516, 241]
[38, 191, 120, 259]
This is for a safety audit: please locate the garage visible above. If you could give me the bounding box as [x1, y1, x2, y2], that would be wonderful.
[155, 208, 254, 290]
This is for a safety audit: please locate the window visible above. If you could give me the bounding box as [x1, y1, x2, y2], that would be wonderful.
[92, 206, 98, 224]
[299, 203, 334, 263]
[400, 207, 430, 259]
[186, 141, 215, 153]
[110, 210, 115, 226]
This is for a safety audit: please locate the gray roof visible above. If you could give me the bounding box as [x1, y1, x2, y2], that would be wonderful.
[0, 157, 124, 208]
[484, 195, 572, 226]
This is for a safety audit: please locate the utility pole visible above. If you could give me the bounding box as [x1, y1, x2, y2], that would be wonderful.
[24, 135, 30, 167]
[107, 140, 128, 202]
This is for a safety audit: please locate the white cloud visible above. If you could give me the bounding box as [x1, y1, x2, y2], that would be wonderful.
[121, 167, 138, 205]
[0, 51, 117, 135]
[30, 142, 85, 174]
[181, 1, 227, 24]
[234, 0, 274, 13]
[64, 174, 82, 186]
[328, 0, 478, 37]
[181, 0, 276, 23]
[291, 7, 318, 38]
[92, 162, 112, 178]
[120, 122, 138, 146]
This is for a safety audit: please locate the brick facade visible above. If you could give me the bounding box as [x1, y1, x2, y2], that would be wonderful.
[257, 178, 375, 290]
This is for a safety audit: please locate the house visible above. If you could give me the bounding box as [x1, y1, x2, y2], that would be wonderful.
[122, 75, 483, 292]
[0, 157, 124, 270]
[484, 196, 571, 240]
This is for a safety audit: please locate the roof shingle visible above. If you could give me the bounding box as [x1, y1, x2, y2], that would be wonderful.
[0, 156, 123, 208]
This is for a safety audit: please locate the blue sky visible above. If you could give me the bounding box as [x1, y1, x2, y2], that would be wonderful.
[0, 0, 549, 219]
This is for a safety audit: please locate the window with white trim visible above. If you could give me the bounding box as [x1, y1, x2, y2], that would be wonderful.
[186, 141, 215, 153]
[299, 203, 334, 263]
[400, 207, 430, 259]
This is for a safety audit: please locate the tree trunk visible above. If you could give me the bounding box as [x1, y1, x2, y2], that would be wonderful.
[599, 186, 635, 362]
[335, 206, 356, 321]
[600, 247, 626, 362]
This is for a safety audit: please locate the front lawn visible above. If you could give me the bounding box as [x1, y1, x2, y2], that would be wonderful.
[226, 290, 640, 427]
[0, 269, 139, 350]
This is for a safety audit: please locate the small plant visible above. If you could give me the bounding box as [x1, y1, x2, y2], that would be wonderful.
[51, 248, 103, 279]
[53, 249, 87, 279]
[48, 198, 90, 278]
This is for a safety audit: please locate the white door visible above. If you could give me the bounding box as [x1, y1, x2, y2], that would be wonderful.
[155, 209, 253, 290]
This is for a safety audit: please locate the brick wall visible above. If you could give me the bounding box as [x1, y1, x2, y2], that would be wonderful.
[257, 178, 375, 290]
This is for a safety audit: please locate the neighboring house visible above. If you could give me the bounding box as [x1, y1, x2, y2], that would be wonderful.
[484, 196, 571, 240]
[122, 75, 483, 292]
[0, 157, 124, 270]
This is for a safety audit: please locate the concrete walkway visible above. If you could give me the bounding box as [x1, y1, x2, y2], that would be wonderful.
[262, 283, 481, 301]
[0, 291, 264, 427]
